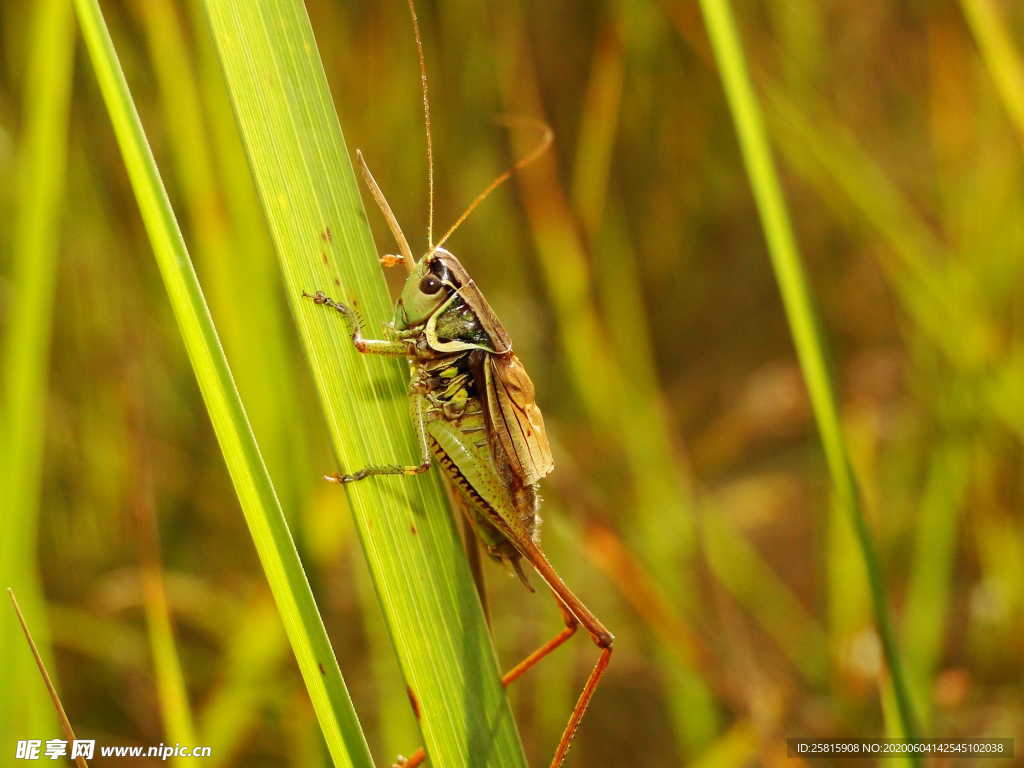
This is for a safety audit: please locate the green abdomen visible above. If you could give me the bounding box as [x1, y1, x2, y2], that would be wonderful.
[426, 397, 520, 556]
[416, 355, 535, 564]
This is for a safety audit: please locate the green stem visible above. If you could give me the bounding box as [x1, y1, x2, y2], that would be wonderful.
[961, 0, 1024, 142]
[72, 1, 372, 765]
[698, 0, 919, 751]
[0, 0, 75, 744]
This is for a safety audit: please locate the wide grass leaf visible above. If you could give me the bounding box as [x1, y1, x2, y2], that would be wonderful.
[72, 1, 373, 765]
[202, 1, 527, 767]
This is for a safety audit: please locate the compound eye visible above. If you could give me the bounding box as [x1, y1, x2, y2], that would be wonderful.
[419, 275, 443, 295]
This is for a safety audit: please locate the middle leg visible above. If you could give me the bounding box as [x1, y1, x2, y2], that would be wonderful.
[326, 394, 432, 484]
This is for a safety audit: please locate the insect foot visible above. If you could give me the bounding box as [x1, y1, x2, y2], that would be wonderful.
[302, 289, 353, 315]
[303, 288, 352, 313]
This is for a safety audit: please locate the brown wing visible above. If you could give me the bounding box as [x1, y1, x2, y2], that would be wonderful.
[484, 353, 554, 485]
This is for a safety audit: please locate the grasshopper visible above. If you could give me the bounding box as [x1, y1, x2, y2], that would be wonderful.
[305, 3, 613, 767]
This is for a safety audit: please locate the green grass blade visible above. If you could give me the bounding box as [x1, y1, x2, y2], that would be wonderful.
[140, 0, 309, 513]
[200, 2, 526, 767]
[71, 2, 372, 766]
[140, 566, 199, 767]
[697, 0, 919, 750]
[0, 0, 75, 746]
[903, 441, 969, 727]
[961, 0, 1024, 141]
[495, 5, 719, 755]
[199, 598, 287, 760]
[702, 512, 828, 684]
[190, 0, 312, 517]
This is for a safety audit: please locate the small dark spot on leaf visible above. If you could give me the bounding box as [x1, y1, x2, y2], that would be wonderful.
[333, 277, 341, 286]
[406, 685, 421, 720]
[410, 524, 417, 535]
[318, 662, 326, 675]
[321, 251, 328, 264]
[321, 227, 333, 242]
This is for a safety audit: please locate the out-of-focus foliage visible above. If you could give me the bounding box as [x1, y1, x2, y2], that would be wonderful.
[1, 0, 1022, 766]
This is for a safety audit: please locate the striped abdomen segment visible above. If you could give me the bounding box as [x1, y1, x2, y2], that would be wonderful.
[429, 435, 517, 561]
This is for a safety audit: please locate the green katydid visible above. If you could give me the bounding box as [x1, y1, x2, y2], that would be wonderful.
[304, 3, 613, 766]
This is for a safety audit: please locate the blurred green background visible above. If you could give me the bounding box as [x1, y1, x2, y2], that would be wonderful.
[2, 0, 1022, 766]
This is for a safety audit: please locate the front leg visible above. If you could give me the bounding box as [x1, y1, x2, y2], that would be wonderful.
[303, 290, 407, 356]
[326, 394, 433, 484]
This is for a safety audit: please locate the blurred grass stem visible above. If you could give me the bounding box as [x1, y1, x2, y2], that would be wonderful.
[961, 0, 1024, 143]
[8, 589, 88, 768]
[697, 0, 920, 749]
[0, 0, 75, 744]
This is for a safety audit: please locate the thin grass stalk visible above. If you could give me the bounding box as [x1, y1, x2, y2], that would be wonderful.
[7, 590, 87, 768]
[140, 563, 199, 767]
[587, 217, 722, 753]
[592, 190, 832, 733]
[904, 440, 969, 726]
[122, 337, 199, 764]
[140, 0, 308, 514]
[0, 0, 75, 745]
[144, 5, 319, 749]
[961, 0, 1024, 143]
[135, 9, 309, 748]
[47, 604, 147, 669]
[665, 3, 973, 370]
[71, 2, 372, 765]
[570, 6, 624, 240]
[826, 491, 871, 682]
[569, 10, 699, 576]
[130, 442, 199, 766]
[500, 1, 824, 753]
[701, 512, 828, 684]
[766, 0, 824, 99]
[763, 92, 969, 358]
[190, 0, 311, 516]
[201, 1, 526, 766]
[495, 2, 721, 754]
[765, 92, 1024, 454]
[697, 0, 919, 749]
[198, 598, 287, 760]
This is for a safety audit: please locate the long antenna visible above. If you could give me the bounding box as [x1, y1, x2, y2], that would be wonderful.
[433, 117, 552, 253]
[356, 150, 416, 273]
[406, 0, 434, 249]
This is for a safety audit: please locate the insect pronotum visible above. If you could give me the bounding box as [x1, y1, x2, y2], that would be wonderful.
[304, 3, 613, 767]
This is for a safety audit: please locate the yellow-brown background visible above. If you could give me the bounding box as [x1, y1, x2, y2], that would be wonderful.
[1, 1, 1021, 766]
